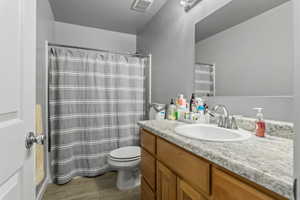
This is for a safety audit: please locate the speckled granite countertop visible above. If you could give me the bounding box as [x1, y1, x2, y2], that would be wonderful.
[138, 120, 294, 199]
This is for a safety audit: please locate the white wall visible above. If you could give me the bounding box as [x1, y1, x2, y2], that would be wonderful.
[196, 2, 293, 96]
[37, 0, 54, 113]
[294, 0, 300, 197]
[54, 22, 137, 52]
[37, 0, 54, 130]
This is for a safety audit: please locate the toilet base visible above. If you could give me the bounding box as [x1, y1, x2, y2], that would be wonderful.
[116, 168, 141, 191]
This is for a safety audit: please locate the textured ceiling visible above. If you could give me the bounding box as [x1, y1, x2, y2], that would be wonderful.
[49, 0, 169, 34]
[195, 0, 290, 43]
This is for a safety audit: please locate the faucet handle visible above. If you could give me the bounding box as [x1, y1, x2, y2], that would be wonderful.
[217, 115, 224, 127]
[230, 116, 239, 129]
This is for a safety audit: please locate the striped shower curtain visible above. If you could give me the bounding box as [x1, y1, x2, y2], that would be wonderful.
[48, 47, 146, 184]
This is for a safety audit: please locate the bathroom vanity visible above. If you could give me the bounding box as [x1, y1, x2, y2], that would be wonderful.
[138, 120, 293, 200]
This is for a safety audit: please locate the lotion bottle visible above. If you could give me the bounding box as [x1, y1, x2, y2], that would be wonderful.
[167, 99, 176, 120]
[178, 94, 186, 107]
[253, 108, 266, 137]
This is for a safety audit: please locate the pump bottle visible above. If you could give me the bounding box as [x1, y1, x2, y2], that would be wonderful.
[253, 108, 266, 137]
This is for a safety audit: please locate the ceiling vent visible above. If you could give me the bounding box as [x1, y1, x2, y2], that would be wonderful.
[131, 0, 154, 12]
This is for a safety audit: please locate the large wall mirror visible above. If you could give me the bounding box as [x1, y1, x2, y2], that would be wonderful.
[194, 0, 293, 97]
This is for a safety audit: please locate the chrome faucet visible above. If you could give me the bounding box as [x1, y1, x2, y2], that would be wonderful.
[211, 105, 238, 129]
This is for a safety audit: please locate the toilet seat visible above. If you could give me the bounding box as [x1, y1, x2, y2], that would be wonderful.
[109, 146, 140, 161]
[109, 156, 140, 162]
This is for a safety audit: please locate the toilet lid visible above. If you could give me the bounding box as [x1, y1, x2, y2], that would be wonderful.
[110, 146, 141, 160]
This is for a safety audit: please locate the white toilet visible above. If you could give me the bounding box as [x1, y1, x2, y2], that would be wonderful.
[108, 146, 141, 190]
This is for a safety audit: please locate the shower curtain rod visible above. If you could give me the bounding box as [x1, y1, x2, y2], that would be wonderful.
[48, 42, 150, 58]
[195, 62, 214, 66]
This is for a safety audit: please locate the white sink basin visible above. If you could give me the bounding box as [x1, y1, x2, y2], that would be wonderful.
[174, 124, 252, 142]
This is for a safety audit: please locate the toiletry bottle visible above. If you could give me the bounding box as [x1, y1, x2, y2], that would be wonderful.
[197, 105, 205, 123]
[158, 110, 166, 120]
[196, 98, 204, 111]
[175, 96, 180, 120]
[175, 94, 187, 120]
[253, 108, 266, 137]
[189, 93, 196, 112]
[178, 94, 186, 107]
[185, 103, 190, 120]
[167, 99, 176, 120]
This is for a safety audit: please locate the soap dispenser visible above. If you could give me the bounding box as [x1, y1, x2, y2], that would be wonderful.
[253, 108, 266, 137]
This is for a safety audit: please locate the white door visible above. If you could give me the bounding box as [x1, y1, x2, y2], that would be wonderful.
[294, 0, 300, 198]
[0, 0, 36, 200]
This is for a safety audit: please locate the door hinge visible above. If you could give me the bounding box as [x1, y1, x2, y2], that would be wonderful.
[294, 178, 298, 200]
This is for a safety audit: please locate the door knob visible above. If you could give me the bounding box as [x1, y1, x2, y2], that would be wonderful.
[25, 132, 45, 149]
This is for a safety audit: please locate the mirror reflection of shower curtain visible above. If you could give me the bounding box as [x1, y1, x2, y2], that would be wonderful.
[194, 63, 215, 97]
[48, 47, 146, 184]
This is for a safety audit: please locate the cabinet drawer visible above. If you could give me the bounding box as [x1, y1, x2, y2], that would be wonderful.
[141, 148, 156, 190]
[142, 178, 155, 200]
[141, 129, 156, 155]
[157, 138, 210, 195]
[212, 168, 275, 200]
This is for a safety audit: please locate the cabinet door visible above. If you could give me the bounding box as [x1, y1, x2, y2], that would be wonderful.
[157, 138, 210, 195]
[178, 178, 207, 200]
[157, 161, 177, 200]
[212, 168, 275, 200]
[142, 178, 156, 200]
[141, 148, 156, 190]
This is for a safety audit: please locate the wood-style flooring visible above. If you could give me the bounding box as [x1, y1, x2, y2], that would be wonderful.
[42, 172, 140, 200]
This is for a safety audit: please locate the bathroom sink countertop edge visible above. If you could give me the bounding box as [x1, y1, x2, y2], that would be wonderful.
[138, 120, 294, 199]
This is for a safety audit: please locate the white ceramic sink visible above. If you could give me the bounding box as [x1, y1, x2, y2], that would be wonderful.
[174, 124, 252, 142]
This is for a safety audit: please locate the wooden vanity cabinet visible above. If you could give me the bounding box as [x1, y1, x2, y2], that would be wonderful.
[141, 148, 156, 190]
[156, 161, 177, 200]
[177, 178, 207, 200]
[140, 129, 287, 200]
[142, 178, 156, 200]
[156, 137, 210, 196]
[212, 168, 275, 200]
[141, 129, 157, 200]
[141, 129, 156, 154]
